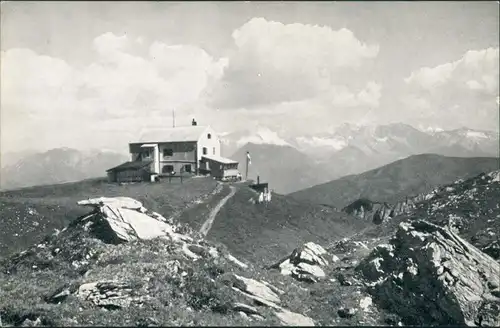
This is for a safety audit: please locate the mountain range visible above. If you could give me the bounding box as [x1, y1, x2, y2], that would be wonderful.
[221, 123, 498, 193]
[1, 123, 497, 193]
[0, 148, 129, 191]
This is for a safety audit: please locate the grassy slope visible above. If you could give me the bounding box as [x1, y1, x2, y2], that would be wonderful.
[0, 181, 382, 327]
[0, 227, 280, 327]
[290, 154, 499, 208]
[205, 186, 369, 265]
[0, 177, 219, 258]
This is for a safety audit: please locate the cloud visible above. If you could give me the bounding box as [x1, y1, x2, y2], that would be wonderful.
[328, 82, 382, 108]
[405, 47, 499, 95]
[1, 33, 227, 152]
[402, 47, 499, 131]
[208, 17, 380, 109]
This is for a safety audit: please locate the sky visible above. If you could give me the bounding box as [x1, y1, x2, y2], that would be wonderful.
[1, 1, 499, 154]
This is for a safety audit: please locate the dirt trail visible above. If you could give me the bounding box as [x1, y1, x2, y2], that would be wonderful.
[199, 185, 237, 237]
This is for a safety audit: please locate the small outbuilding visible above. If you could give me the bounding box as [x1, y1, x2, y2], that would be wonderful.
[106, 160, 153, 183]
[200, 155, 241, 181]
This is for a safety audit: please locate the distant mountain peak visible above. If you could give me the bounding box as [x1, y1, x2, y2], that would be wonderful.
[236, 127, 292, 147]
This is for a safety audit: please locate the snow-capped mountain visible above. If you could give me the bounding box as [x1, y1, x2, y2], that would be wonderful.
[292, 123, 498, 180]
[220, 123, 498, 188]
[429, 127, 499, 156]
[220, 126, 292, 157]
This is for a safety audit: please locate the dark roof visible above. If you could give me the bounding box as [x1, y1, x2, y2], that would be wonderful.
[107, 160, 152, 172]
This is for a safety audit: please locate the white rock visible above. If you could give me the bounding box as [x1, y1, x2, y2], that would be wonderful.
[232, 274, 281, 304]
[279, 259, 294, 276]
[275, 309, 315, 326]
[77, 196, 182, 242]
[359, 296, 373, 311]
[78, 197, 143, 210]
[295, 262, 325, 278]
[226, 253, 248, 269]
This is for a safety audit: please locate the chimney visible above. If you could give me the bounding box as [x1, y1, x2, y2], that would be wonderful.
[257, 176, 260, 184]
[192, 118, 197, 126]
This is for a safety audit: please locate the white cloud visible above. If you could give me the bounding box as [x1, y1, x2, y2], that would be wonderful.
[402, 47, 499, 131]
[209, 17, 379, 109]
[328, 82, 382, 108]
[1, 33, 227, 152]
[405, 47, 499, 95]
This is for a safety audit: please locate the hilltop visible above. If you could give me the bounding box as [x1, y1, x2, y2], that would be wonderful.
[290, 154, 499, 208]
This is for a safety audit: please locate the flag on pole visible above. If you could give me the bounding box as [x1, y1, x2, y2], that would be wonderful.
[246, 151, 251, 165]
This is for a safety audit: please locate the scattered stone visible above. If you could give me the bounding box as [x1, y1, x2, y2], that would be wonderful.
[359, 296, 373, 311]
[233, 302, 261, 316]
[76, 280, 147, 309]
[46, 288, 71, 304]
[225, 253, 248, 269]
[231, 274, 281, 305]
[21, 318, 42, 327]
[337, 273, 353, 286]
[337, 307, 357, 318]
[275, 309, 315, 326]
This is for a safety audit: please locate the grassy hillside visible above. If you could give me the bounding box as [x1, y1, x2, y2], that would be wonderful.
[290, 154, 499, 208]
[0, 177, 219, 258]
[206, 186, 369, 265]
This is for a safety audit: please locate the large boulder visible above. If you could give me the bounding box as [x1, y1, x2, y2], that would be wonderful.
[272, 242, 329, 283]
[357, 220, 500, 326]
[77, 197, 191, 244]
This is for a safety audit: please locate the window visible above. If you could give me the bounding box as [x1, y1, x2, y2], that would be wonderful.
[142, 150, 151, 159]
[213, 147, 216, 155]
[203, 147, 207, 155]
[207, 133, 212, 139]
[162, 165, 174, 174]
[163, 148, 173, 157]
[184, 164, 192, 173]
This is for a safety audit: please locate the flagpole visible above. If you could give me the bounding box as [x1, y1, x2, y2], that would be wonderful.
[245, 155, 249, 181]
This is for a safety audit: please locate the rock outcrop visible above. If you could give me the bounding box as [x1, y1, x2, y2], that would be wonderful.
[343, 196, 422, 225]
[76, 280, 149, 310]
[271, 242, 329, 283]
[77, 197, 192, 244]
[227, 273, 315, 326]
[357, 220, 500, 326]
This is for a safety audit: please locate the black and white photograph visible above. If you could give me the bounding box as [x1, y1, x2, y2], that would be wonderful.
[0, 1, 499, 326]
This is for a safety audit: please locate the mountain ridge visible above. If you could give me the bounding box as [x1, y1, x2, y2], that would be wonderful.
[290, 153, 500, 208]
[0, 148, 129, 191]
